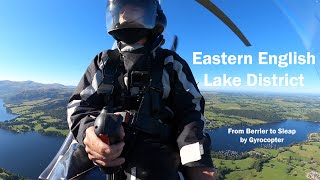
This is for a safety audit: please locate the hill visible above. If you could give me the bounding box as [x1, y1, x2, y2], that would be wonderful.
[203, 92, 320, 128]
[0, 80, 74, 97]
[0, 81, 74, 137]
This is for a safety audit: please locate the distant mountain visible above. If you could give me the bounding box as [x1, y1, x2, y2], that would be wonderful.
[0, 80, 75, 97]
[0, 85, 73, 137]
[4, 88, 74, 104]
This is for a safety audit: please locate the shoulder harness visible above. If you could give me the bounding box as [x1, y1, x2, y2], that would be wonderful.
[97, 48, 173, 140]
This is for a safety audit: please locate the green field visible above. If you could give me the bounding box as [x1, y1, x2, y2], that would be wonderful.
[204, 92, 320, 180]
[213, 142, 320, 180]
[0, 97, 69, 137]
[203, 92, 320, 128]
[1, 90, 320, 179]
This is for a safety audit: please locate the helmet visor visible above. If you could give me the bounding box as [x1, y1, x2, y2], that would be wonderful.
[106, 0, 157, 32]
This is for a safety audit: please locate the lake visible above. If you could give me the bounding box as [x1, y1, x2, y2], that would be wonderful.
[0, 99, 65, 179]
[0, 129, 65, 179]
[1, 97, 320, 178]
[0, 99, 18, 121]
[209, 120, 320, 152]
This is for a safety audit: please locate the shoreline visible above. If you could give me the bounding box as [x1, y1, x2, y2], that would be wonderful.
[0, 101, 68, 137]
[2, 101, 320, 137]
[0, 168, 29, 180]
[0, 99, 19, 120]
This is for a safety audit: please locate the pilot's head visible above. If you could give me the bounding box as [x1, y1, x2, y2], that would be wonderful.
[106, 0, 167, 44]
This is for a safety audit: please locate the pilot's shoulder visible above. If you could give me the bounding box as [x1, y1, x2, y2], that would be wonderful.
[158, 48, 186, 64]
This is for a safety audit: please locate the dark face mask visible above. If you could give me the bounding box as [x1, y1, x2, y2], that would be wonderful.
[119, 43, 150, 90]
[119, 35, 164, 92]
[110, 28, 151, 44]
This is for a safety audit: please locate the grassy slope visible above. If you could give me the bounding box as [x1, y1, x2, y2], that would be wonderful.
[1, 98, 69, 137]
[204, 92, 320, 128]
[214, 142, 320, 180]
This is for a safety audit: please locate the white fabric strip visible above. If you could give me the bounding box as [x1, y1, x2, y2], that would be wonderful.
[172, 60, 202, 111]
[164, 55, 174, 65]
[99, 58, 107, 70]
[162, 69, 171, 99]
[68, 59, 106, 128]
[168, 56, 206, 128]
[165, 55, 207, 134]
[130, 167, 137, 180]
[91, 70, 103, 91]
[80, 70, 103, 100]
[180, 142, 203, 165]
[67, 100, 81, 128]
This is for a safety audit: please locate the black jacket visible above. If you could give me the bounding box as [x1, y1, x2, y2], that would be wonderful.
[67, 47, 213, 169]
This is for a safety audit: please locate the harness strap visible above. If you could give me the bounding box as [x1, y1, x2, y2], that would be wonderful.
[129, 48, 174, 141]
[149, 49, 164, 115]
[97, 49, 121, 112]
[97, 46, 173, 140]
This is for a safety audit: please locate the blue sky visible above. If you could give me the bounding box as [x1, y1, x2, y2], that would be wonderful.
[0, 0, 319, 93]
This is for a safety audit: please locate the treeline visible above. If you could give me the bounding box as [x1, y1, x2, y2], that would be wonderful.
[211, 151, 250, 160]
[3, 88, 72, 104]
[41, 121, 68, 130]
[38, 129, 66, 137]
[212, 151, 271, 179]
[0, 122, 68, 137]
[31, 99, 68, 120]
[3, 88, 70, 120]
[251, 157, 270, 172]
[0, 168, 29, 180]
[0, 121, 31, 133]
[0, 116, 68, 135]
[305, 111, 320, 121]
[210, 107, 283, 122]
[216, 166, 232, 180]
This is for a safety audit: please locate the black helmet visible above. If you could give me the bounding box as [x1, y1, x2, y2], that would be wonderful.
[106, 0, 167, 44]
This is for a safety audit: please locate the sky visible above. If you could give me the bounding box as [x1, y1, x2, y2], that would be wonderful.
[0, 0, 319, 94]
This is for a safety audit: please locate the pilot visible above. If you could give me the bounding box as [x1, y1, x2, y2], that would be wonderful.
[67, 0, 217, 179]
